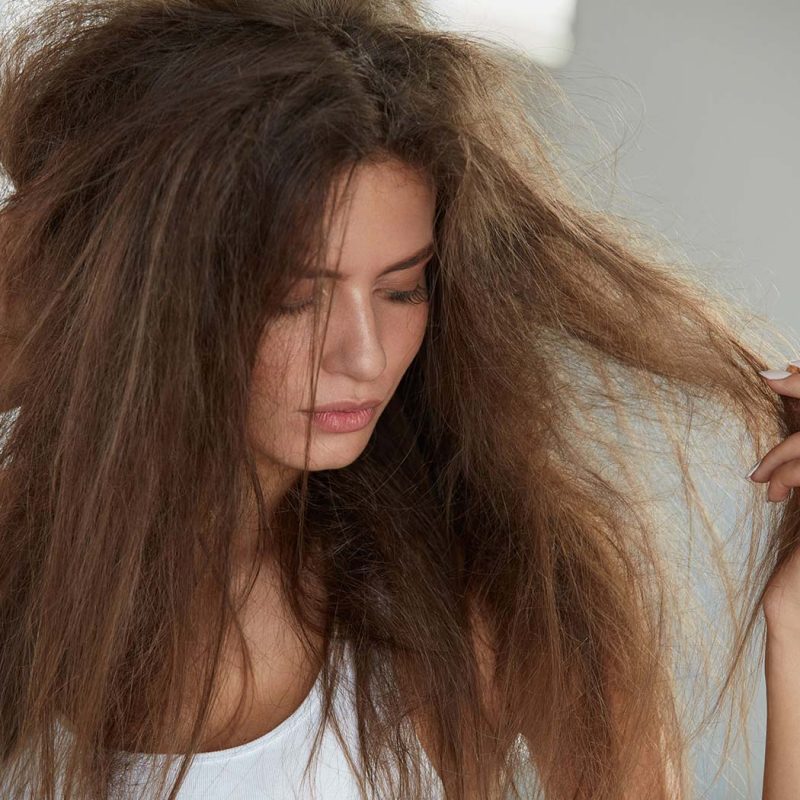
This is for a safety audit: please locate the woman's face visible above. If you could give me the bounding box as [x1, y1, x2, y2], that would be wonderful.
[248, 159, 436, 482]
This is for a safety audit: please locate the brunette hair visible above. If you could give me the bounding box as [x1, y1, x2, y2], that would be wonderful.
[0, 1, 789, 798]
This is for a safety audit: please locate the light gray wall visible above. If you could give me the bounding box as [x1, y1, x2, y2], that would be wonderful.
[556, 0, 799, 341]
[552, 2, 800, 797]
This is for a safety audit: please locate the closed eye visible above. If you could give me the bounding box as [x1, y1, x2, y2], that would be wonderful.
[278, 283, 429, 316]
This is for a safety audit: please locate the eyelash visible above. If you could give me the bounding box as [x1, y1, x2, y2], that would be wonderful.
[278, 284, 430, 317]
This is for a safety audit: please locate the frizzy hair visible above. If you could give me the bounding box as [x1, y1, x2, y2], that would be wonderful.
[0, 1, 789, 798]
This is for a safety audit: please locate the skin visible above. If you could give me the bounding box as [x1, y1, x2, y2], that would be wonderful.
[747, 368, 800, 798]
[235, 157, 436, 566]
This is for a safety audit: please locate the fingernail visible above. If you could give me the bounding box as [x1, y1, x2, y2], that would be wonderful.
[759, 369, 793, 380]
[745, 459, 761, 480]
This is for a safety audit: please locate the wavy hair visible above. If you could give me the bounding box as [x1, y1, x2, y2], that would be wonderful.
[0, 1, 790, 798]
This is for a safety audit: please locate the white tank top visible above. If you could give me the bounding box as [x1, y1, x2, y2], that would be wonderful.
[47, 642, 445, 800]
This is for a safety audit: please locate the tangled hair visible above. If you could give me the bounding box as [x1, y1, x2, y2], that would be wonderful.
[0, 1, 792, 798]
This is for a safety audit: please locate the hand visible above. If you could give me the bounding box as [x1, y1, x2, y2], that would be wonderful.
[752, 362, 800, 636]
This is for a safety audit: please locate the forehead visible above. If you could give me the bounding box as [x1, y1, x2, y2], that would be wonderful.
[303, 240, 435, 280]
[307, 160, 436, 280]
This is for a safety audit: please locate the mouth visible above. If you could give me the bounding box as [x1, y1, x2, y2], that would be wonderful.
[303, 398, 382, 413]
[304, 404, 379, 433]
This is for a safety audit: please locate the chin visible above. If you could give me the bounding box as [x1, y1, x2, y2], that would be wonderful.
[305, 434, 373, 467]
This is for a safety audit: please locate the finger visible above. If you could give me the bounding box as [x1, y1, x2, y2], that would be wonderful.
[749, 430, 800, 482]
[764, 458, 800, 502]
[759, 360, 800, 397]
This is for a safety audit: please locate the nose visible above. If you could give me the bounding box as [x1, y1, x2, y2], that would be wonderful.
[319, 294, 387, 382]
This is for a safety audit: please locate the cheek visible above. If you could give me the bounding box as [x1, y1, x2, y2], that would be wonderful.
[250, 331, 308, 415]
[388, 307, 428, 367]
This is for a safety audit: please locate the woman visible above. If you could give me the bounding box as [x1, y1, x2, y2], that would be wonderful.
[0, 0, 790, 798]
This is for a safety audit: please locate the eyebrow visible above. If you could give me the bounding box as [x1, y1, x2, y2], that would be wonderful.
[303, 241, 435, 280]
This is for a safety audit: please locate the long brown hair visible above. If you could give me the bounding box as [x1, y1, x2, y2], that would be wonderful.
[0, 1, 789, 798]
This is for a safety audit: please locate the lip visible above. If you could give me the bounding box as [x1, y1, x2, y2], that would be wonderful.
[307, 405, 377, 433]
[303, 398, 382, 413]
